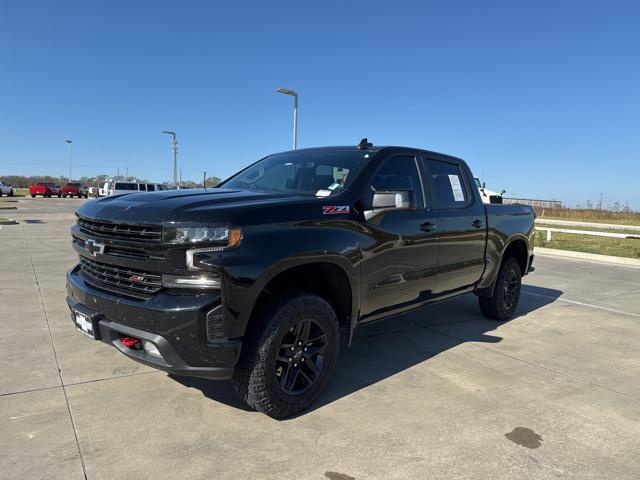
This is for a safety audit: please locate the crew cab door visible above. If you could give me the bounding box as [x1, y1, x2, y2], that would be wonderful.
[359, 153, 438, 320]
[422, 157, 487, 293]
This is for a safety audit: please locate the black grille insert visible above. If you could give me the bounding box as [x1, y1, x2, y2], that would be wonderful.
[79, 256, 162, 296]
[77, 216, 162, 241]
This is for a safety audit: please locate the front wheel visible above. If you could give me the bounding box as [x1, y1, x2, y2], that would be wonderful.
[232, 292, 340, 419]
[479, 257, 522, 321]
[8, 189, 13, 197]
[31, 194, 36, 198]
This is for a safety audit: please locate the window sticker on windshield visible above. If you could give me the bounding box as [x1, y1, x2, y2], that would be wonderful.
[448, 175, 465, 202]
[328, 182, 341, 191]
[323, 205, 349, 215]
[316, 189, 331, 197]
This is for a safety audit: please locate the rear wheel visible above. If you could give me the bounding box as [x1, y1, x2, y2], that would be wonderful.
[232, 292, 340, 419]
[479, 257, 522, 321]
[31, 194, 36, 198]
[8, 189, 13, 197]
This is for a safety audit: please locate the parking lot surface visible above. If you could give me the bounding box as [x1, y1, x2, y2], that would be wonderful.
[1, 197, 639, 479]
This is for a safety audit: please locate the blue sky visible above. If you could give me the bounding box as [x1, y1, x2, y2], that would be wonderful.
[0, 0, 638, 208]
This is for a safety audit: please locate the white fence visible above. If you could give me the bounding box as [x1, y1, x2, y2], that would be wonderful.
[537, 227, 640, 242]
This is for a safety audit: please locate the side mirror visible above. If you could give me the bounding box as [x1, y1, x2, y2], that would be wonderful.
[365, 190, 412, 220]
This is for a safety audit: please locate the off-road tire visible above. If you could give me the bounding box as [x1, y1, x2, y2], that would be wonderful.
[232, 291, 340, 419]
[479, 257, 522, 321]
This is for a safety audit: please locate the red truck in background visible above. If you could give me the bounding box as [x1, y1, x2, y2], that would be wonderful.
[60, 183, 89, 198]
[29, 183, 61, 198]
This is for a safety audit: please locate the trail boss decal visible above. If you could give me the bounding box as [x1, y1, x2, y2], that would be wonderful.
[322, 205, 349, 215]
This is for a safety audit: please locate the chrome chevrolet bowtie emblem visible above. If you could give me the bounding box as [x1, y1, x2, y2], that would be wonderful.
[85, 239, 105, 256]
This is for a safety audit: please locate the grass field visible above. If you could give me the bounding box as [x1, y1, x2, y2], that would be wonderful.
[535, 207, 640, 226]
[535, 231, 640, 258]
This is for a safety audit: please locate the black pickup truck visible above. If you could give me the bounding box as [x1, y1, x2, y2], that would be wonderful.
[66, 140, 535, 418]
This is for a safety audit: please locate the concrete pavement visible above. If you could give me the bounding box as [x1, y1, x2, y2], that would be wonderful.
[1, 197, 639, 479]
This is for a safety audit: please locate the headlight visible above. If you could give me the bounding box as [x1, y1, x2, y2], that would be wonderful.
[164, 226, 233, 243]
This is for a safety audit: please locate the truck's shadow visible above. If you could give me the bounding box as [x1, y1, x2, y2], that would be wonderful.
[171, 284, 563, 417]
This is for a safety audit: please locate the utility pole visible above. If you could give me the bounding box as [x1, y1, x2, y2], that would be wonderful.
[179, 169, 182, 190]
[117, 167, 120, 179]
[125, 167, 128, 181]
[162, 131, 178, 188]
[65, 140, 72, 181]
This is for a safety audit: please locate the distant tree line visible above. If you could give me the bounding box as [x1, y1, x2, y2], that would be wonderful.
[0, 174, 221, 189]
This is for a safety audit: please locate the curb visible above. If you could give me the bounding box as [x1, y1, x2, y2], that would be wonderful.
[535, 247, 640, 267]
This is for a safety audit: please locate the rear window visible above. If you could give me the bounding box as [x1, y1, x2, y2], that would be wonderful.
[428, 160, 470, 209]
[114, 182, 138, 191]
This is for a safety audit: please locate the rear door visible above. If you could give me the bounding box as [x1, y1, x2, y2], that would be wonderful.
[359, 153, 439, 320]
[423, 157, 487, 293]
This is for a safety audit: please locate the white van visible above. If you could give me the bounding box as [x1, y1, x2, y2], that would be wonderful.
[99, 180, 169, 196]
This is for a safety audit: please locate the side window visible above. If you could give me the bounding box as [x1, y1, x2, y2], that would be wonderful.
[369, 155, 424, 209]
[139, 184, 147, 191]
[429, 160, 469, 209]
[147, 184, 155, 191]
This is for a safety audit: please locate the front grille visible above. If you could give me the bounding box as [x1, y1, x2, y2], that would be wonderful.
[72, 236, 165, 261]
[77, 216, 162, 241]
[79, 256, 162, 296]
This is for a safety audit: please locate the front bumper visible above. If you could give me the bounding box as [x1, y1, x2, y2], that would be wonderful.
[66, 265, 241, 380]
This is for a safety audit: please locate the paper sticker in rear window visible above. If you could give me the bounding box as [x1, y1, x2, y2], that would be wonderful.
[448, 175, 465, 202]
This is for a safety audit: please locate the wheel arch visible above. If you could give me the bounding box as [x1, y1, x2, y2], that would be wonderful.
[476, 235, 530, 298]
[243, 258, 359, 345]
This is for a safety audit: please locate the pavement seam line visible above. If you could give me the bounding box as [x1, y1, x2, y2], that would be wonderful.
[22, 225, 89, 480]
[0, 370, 162, 398]
[422, 323, 640, 403]
[0, 384, 62, 398]
[522, 291, 640, 318]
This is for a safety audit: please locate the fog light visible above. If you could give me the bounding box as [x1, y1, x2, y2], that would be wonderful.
[143, 340, 162, 358]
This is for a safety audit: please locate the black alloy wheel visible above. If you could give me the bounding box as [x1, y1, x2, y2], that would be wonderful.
[502, 268, 519, 311]
[275, 317, 328, 395]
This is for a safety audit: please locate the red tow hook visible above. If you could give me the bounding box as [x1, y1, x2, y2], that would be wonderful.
[120, 336, 142, 349]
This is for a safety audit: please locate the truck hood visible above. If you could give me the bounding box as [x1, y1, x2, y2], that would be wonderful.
[76, 188, 311, 224]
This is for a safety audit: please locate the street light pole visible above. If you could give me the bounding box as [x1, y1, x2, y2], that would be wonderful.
[65, 139, 72, 181]
[162, 131, 178, 188]
[275, 87, 298, 149]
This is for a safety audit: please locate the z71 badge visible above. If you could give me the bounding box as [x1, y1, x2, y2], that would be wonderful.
[322, 205, 349, 215]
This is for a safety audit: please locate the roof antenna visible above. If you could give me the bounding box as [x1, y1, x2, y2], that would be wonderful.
[357, 137, 372, 150]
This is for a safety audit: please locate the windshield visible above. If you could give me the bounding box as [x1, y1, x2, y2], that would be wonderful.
[220, 150, 370, 196]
